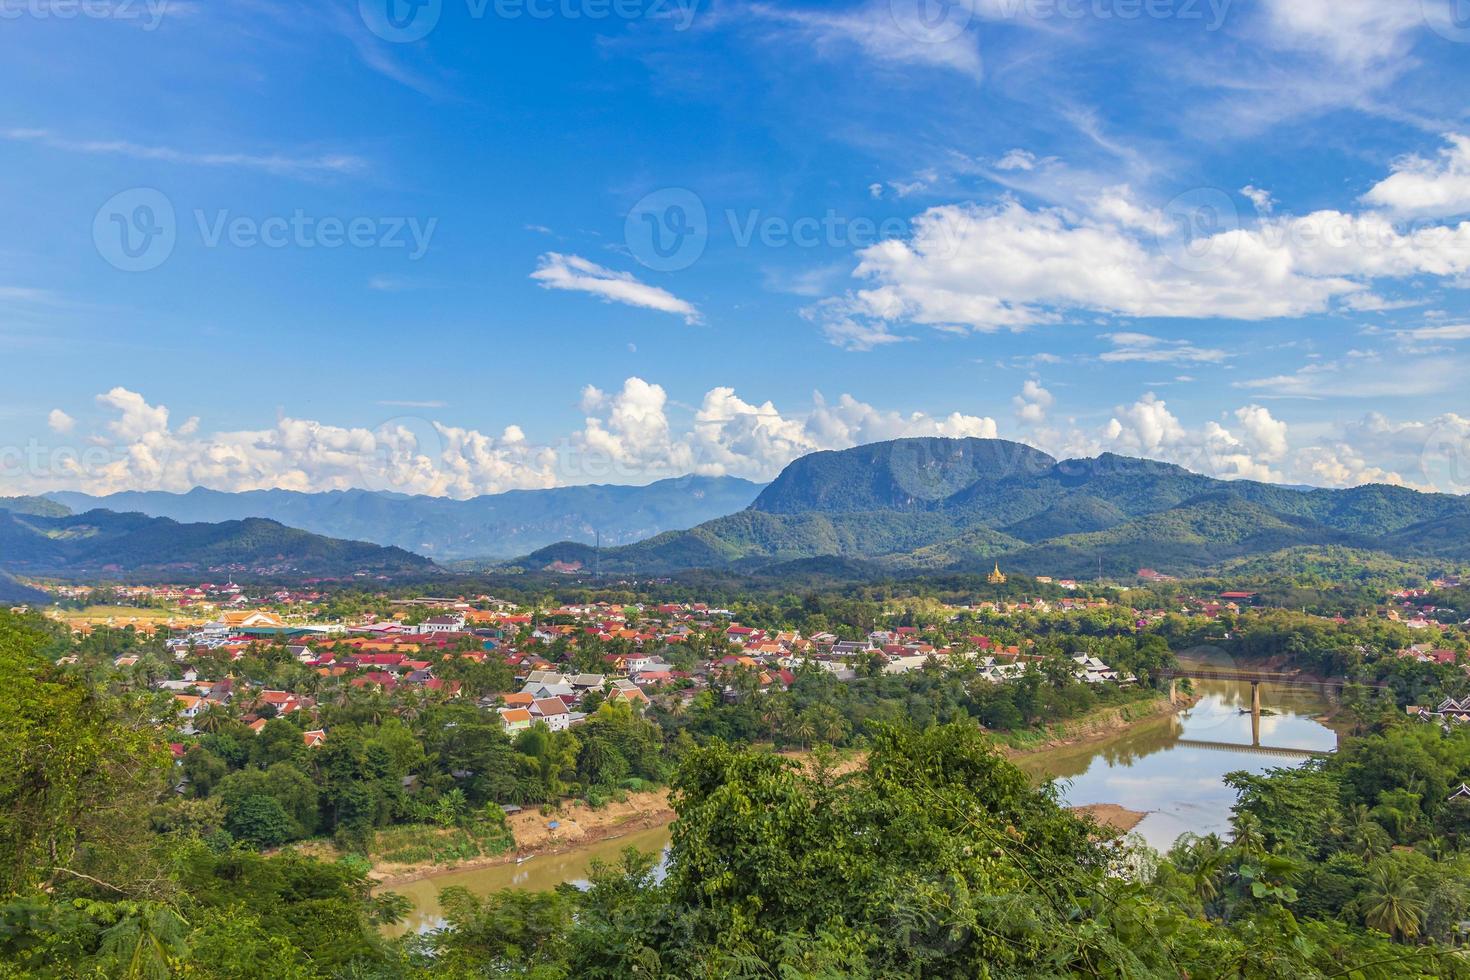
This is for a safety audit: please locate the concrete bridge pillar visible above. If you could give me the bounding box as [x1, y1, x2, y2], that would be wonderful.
[1251, 681, 1261, 747]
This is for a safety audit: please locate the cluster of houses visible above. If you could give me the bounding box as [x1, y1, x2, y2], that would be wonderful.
[77, 591, 1156, 745]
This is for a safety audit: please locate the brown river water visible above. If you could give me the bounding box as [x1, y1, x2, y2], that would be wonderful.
[387, 675, 1338, 935]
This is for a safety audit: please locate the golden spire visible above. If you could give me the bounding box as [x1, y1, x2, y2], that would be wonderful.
[988, 562, 1007, 585]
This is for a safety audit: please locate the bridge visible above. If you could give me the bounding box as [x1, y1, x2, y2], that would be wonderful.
[1172, 738, 1327, 760]
[1158, 664, 1356, 757]
[1154, 666, 1379, 688]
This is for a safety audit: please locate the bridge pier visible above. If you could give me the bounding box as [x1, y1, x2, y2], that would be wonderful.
[1251, 681, 1261, 747]
[1169, 678, 1179, 704]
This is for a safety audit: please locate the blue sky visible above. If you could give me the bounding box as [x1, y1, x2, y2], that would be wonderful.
[3, 0, 1470, 497]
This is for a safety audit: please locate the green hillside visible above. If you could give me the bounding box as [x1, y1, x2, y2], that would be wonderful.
[511, 437, 1470, 579]
[0, 508, 435, 580]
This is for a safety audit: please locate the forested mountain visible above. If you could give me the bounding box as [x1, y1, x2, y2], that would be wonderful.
[517, 437, 1470, 578]
[0, 495, 70, 518]
[47, 475, 763, 560]
[0, 508, 433, 580]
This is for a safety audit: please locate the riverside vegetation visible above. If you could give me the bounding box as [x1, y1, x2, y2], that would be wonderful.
[4, 590, 1470, 976]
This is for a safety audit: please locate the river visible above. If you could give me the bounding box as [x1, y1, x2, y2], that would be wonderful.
[385, 824, 674, 937]
[1020, 676, 1340, 850]
[386, 676, 1338, 934]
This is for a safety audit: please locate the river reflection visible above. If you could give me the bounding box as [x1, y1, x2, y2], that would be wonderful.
[384, 824, 673, 937]
[386, 677, 1339, 933]
[1020, 678, 1340, 851]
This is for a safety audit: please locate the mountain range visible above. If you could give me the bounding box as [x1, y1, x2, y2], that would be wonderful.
[46, 475, 763, 561]
[0, 508, 433, 581]
[516, 437, 1470, 578]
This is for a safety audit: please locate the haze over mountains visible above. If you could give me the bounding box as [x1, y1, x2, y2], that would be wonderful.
[47, 475, 764, 561]
[10, 437, 1469, 586]
[0, 508, 432, 581]
[519, 438, 1470, 578]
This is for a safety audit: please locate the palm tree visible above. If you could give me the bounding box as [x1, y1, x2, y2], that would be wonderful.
[785, 715, 816, 751]
[1181, 834, 1230, 907]
[1362, 861, 1424, 941]
[192, 704, 231, 735]
[1231, 812, 1266, 859]
[1349, 805, 1392, 861]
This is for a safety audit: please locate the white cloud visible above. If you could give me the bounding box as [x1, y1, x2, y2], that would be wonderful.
[2, 128, 364, 177]
[1362, 134, 1470, 219]
[1012, 379, 1053, 425]
[808, 152, 1470, 341]
[1393, 323, 1470, 342]
[28, 383, 1004, 494]
[572, 377, 694, 479]
[1235, 356, 1463, 399]
[995, 149, 1038, 172]
[47, 409, 74, 434]
[1240, 185, 1275, 214]
[745, 1, 984, 79]
[531, 253, 701, 324]
[1099, 332, 1229, 364]
[1258, 0, 1426, 68]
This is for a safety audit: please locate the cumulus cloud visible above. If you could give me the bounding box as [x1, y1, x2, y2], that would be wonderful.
[808, 147, 1470, 344]
[531, 253, 701, 324]
[47, 409, 74, 434]
[1362, 134, 1470, 219]
[25, 388, 558, 499]
[21, 383, 1003, 494]
[1012, 380, 1053, 425]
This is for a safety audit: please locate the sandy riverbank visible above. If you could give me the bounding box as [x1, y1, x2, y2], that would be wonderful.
[372, 789, 675, 888]
[1071, 802, 1148, 834]
[372, 699, 1192, 888]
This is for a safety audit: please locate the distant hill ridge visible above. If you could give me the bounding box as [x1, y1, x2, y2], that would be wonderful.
[515, 437, 1470, 577]
[47, 475, 764, 561]
[0, 508, 433, 580]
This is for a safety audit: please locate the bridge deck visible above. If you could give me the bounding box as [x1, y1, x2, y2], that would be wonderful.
[1158, 667, 1384, 688]
[1173, 738, 1327, 759]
